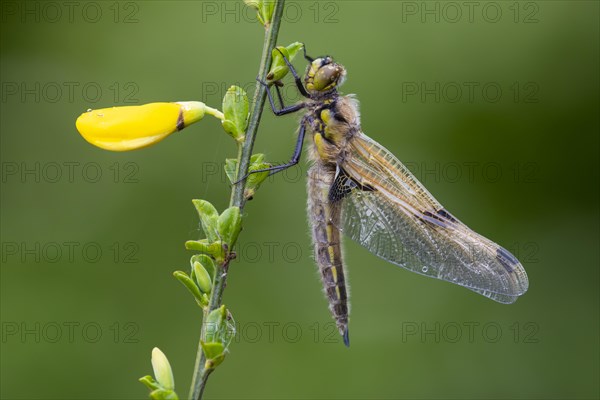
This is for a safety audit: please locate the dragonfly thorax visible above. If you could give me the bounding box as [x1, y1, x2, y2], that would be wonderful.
[305, 96, 361, 166]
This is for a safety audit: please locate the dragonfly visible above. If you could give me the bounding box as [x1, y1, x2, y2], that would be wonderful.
[247, 46, 529, 347]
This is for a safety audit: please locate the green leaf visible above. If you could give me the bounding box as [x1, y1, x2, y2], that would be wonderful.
[150, 389, 179, 400]
[247, 162, 270, 188]
[185, 240, 226, 263]
[222, 86, 249, 142]
[224, 154, 271, 201]
[244, 0, 274, 26]
[201, 341, 226, 369]
[204, 305, 227, 343]
[200, 341, 225, 361]
[225, 154, 269, 183]
[247, 154, 271, 199]
[221, 120, 238, 139]
[221, 309, 236, 349]
[192, 199, 219, 242]
[260, 0, 275, 25]
[267, 42, 304, 83]
[193, 261, 212, 294]
[139, 375, 160, 391]
[217, 207, 242, 247]
[185, 239, 209, 251]
[173, 271, 207, 307]
[224, 158, 238, 184]
[200, 306, 236, 371]
[250, 153, 266, 164]
[141, 377, 179, 399]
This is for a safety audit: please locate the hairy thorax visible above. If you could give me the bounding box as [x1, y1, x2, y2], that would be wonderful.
[305, 95, 361, 166]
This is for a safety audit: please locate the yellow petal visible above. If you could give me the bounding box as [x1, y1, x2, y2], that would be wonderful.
[76, 102, 205, 151]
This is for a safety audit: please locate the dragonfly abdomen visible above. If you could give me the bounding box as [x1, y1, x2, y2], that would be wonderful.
[308, 164, 350, 347]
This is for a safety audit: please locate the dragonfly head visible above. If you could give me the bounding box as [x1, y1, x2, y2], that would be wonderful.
[305, 56, 346, 95]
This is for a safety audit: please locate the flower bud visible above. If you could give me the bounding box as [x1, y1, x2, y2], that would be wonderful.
[193, 261, 212, 294]
[151, 347, 175, 391]
[76, 101, 206, 151]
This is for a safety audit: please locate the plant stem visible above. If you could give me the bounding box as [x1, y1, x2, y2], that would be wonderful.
[189, 254, 232, 400]
[189, 2, 286, 399]
[231, 0, 286, 209]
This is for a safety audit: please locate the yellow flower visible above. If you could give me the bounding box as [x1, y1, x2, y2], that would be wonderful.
[76, 101, 210, 151]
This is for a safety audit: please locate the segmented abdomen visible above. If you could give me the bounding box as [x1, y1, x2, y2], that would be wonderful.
[307, 164, 350, 346]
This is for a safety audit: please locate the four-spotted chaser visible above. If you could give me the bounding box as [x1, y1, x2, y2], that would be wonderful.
[248, 47, 529, 347]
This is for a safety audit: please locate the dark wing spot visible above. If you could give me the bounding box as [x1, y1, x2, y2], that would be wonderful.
[329, 172, 356, 202]
[496, 246, 519, 273]
[437, 209, 458, 223]
[328, 167, 374, 203]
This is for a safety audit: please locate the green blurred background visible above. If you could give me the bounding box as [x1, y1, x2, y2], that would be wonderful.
[1, 1, 598, 399]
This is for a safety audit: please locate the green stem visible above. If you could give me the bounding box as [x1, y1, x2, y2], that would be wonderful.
[204, 106, 225, 121]
[231, 0, 286, 209]
[189, 1, 286, 399]
[189, 254, 232, 400]
[188, 308, 208, 399]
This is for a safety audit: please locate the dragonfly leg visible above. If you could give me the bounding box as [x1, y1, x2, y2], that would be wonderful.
[234, 120, 307, 184]
[274, 48, 311, 98]
[257, 77, 306, 116]
[301, 43, 314, 62]
[273, 83, 285, 109]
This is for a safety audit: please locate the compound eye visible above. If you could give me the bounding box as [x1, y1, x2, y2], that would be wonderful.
[313, 64, 341, 91]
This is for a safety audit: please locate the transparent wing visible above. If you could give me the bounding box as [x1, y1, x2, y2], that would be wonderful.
[333, 133, 529, 303]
